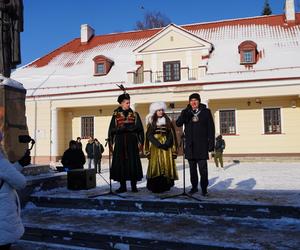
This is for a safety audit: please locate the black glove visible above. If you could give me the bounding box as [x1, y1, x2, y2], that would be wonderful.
[183, 108, 193, 122]
[159, 144, 169, 151]
[18, 150, 31, 167]
[208, 141, 214, 152]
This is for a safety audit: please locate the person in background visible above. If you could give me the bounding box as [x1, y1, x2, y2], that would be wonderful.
[93, 138, 104, 173]
[214, 134, 225, 169]
[176, 93, 215, 196]
[76, 137, 82, 150]
[61, 140, 86, 170]
[85, 137, 94, 169]
[145, 102, 179, 193]
[0, 132, 31, 250]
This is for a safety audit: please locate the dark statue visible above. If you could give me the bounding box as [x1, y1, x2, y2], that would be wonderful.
[0, 0, 23, 78]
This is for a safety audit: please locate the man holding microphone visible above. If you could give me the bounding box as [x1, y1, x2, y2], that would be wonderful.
[176, 93, 215, 196]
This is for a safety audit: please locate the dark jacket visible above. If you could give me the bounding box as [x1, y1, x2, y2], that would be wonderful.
[76, 141, 82, 150]
[94, 143, 104, 159]
[176, 104, 215, 160]
[85, 142, 94, 159]
[61, 148, 86, 170]
[215, 138, 225, 153]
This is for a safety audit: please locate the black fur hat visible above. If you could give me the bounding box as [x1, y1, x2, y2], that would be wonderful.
[117, 93, 130, 104]
[189, 93, 201, 102]
[116, 84, 130, 103]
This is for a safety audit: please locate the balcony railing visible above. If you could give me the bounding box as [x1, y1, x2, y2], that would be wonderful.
[152, 71, 164, 82]
[188, 68, 198, 80]
[132, 68, 204, 84]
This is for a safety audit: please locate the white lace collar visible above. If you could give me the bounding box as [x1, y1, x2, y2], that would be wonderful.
[156, 117, 166, 126]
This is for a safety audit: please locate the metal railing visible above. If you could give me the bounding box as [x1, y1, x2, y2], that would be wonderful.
[133, 68, 200, 84]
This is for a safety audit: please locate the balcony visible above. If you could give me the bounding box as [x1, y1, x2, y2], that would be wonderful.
[128, 67, 206, 84]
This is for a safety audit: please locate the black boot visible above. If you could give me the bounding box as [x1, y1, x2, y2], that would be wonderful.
[116, 181, 127, 193]
[202, 189, 208, 197]
[188, 187, 198, 195]
[131, 181, 138, 193]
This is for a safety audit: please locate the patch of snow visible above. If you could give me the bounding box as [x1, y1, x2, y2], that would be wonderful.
[24, 202, 37, 209]
[0, 75, 24, 89]
[62, 237, 72, 241]
[135, 203, 143, 210]
[256, 208, 270, 213]
[114, 243, 129, 250]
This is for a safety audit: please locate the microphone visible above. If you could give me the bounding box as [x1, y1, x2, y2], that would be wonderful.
[18, 135, 35, 151]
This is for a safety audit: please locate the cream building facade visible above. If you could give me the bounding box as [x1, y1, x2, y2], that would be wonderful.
[12, 1, 300, 164]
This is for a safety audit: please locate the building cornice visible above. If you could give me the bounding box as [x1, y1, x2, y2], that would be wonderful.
[25, 76, 300, 99]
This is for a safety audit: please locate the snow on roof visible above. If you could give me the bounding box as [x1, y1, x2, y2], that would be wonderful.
[12, 14, 300, 97]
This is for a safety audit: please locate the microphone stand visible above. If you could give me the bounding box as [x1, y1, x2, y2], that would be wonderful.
[88, 138, 124, 199]
[161, 131, 202, 202]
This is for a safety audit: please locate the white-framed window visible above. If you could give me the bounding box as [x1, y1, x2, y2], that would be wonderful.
[263, 108, 281, 134]
[219, 110, 236, 135]
[81, 116, 94, 139]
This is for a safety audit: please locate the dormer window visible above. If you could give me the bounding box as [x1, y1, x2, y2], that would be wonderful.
[93, 55, 114, 76]
[238, 41, 258, 65]
[96, 63, 105, 74]
[243, 51, 254, 63]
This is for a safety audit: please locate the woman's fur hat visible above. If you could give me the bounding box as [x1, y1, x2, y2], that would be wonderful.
[146, 101, 167, 124]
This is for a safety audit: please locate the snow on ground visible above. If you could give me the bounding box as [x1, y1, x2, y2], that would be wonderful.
[31, 158, 300, 206]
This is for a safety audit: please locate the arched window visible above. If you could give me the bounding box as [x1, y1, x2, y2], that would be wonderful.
[238, 41, 258, 65]
[93, 55, 114, 76]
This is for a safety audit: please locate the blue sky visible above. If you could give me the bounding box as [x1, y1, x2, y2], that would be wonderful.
[20, 0, 299, 66]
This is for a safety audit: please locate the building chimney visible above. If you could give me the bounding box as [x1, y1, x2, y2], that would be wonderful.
[80, 24, 94, 44]
[285, 0, 296, 23]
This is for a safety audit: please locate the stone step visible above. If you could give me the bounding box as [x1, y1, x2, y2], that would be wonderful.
[19, 173, 67, 206]
[22, 165, 51, 176]
[21, 207, 300, 249]
[13, 240, 96, 250]
[22, 227, 232, 250]
[29, 195, 300, 219]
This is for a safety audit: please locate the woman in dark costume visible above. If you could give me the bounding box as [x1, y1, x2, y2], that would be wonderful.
[145, 102, 178, 193]
[108, 85, 144, 193]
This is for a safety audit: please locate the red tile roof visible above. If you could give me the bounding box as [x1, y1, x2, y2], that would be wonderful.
[183, 13, 300, 31]
[29, 14, 300, 68]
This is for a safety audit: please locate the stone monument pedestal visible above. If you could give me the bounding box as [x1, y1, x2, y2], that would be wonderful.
[0, 75, 28, 162]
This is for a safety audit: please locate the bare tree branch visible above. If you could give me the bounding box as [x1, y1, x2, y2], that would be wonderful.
[135, 11, 171, 30]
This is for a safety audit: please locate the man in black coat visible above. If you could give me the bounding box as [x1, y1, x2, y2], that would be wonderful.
[176, 93, 215, 196]
[108, 92, 144, 193]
